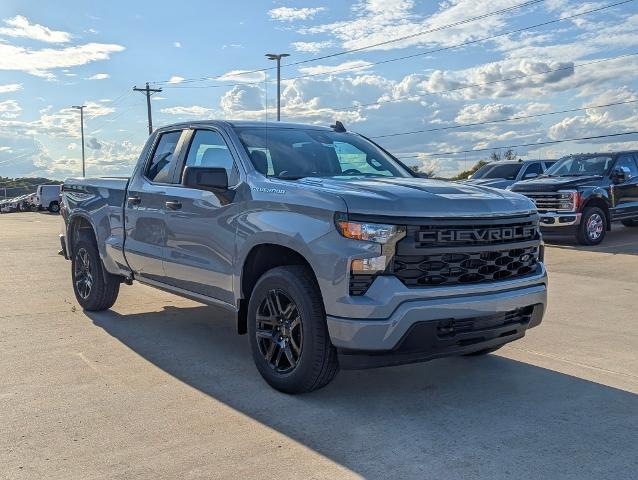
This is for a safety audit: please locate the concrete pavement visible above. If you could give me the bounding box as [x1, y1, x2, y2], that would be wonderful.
[1, 213, 636, 479]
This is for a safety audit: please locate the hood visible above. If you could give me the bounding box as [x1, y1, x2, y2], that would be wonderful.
[461, 178, 515, 189]
[295, 177, 534, 217]
[511, 175, 603, 192]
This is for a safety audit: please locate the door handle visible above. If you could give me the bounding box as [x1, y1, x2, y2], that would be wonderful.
[128, 195, 141, 205]
[165, 200, 182, 210]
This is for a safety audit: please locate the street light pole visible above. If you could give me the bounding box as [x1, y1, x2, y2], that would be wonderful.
[265, 53, 289, 121]
[71, 105, 86, 177]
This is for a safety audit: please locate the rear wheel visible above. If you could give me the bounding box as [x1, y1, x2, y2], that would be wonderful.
[247, 265, 339, 394]
[577, 207, 606, 245]
[49, 201, 60, 213]
[621, 218, 638, 227]
[71, 240, 120, 311]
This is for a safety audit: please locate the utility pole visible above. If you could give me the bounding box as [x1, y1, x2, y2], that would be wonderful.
[71, 105, 86, 177]
[265, 53, 289, 121]
[133, 82, 162, 135]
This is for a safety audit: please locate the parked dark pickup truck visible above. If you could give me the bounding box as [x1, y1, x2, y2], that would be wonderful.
[61, 120, 547, 393]
[510, 151, 638, 245]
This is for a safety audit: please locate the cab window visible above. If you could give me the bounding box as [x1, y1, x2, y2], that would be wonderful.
[183, 130, 238, 184]
[146, 131, 182, 183]
[615, 154, 638, 178]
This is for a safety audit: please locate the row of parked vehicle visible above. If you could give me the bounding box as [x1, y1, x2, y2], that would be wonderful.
[0, 184, 62, 214]
[460, 154, 638, 245]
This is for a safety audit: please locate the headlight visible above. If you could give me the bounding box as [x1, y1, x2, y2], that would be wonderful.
[557, 190, 580, 211]
[335, 214, 406, 244]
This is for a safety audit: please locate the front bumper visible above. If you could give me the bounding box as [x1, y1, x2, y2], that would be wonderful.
[326, 269, 547, 369]
[538, 211, 581, 227]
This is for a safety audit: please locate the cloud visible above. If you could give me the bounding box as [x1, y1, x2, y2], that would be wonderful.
[173, 41, 181, 48]
[87, 137, 102, 150]
[87, 73, 109, 80]
[0, 83, 22, 93]
[268, 7, 326, 22]
[292, 41, 333, 53]
[297, 60, 373, 76]
[0, 42, 125, 78]
[0, 100, 22, 118]
[160, 105, 214, 117]
[167, 75, 184, 84]
[220, 85, 265, 116]
[0, 15, 71, 43]
[217, 69, 265, 83]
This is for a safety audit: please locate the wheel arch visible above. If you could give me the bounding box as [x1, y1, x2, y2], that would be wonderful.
[237, 243, 321, 335]
[67, 213, 98, 256]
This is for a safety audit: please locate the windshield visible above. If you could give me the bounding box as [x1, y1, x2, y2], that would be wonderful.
[544, 155, 613, 177]
[470, 164, 495, 179]
[235, 127, 411, 179]
[479, 163, 523, 180]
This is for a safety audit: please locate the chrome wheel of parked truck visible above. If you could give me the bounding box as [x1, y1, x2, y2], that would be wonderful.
[60, 120, 547, 393]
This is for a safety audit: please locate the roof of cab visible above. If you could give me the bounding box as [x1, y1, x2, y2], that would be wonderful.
[158, 120, 333, 131]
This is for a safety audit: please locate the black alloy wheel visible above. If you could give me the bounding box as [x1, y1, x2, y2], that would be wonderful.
[255, 289, 303, 374]
[74, 247, 94, 300]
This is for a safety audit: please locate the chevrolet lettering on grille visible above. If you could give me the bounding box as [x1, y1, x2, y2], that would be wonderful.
[418, 226, 537, 243]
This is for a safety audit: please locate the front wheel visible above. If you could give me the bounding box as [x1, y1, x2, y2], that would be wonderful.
[71, 240, 120, 311]
[247, 265, 339, 394]
[49, 202, 60, 213]
[577, 207, 606, 245]
[621, 218, 638, 227]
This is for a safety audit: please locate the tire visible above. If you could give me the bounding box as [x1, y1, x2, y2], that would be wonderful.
[577, 207, 607, 245]
[71, 240, 120, 311]
[621, 218, 638, 227]
[464, 345, 504, 356]
[247, 265, 339, 394]
[49, 202, 60, 213]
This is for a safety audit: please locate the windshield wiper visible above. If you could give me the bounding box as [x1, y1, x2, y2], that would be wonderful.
[271, 175, 307, 180]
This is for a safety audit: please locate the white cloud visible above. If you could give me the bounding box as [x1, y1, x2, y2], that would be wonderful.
[0, 42, 125, 78]
[87, 73, 109, 80]
[0, 100, 22, 118]
[173, 41, 181, 48]
[268, 7, 326, 22]
[297, 60, 373, 76]
[217, 69, 265, 83]
[160, 105, 214, 117]
[167, 75, 184, 84]
[0, 15, 71, 43]
[0, 83, 22, 93]
[292, 41, 333, 53]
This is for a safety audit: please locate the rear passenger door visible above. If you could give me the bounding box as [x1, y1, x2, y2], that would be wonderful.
[611, 153, 638, 219]
[124, 129, 187, 282]
[161, 128, 242, 305]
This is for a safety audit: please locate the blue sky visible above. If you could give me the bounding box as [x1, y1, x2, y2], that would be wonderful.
[0, 0, 637, 178]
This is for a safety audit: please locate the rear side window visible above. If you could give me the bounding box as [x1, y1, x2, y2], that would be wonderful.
[615, 154, 638, 178]
[183, 129, 237, 184]
[146, 131, 182, 183]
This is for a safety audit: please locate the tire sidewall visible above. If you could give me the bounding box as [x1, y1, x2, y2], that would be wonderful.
[71, 240, 102, 309]
[247, 267, 325, 393]
[578, 207, 606, 245]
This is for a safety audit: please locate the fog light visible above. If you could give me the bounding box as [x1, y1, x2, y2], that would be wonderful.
[351, 256, 387, 273]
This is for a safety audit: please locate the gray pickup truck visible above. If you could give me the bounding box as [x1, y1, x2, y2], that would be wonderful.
[61, 120, 547, 393]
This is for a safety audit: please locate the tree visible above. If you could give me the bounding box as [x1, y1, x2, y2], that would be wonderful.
[410, 164, 438, 178]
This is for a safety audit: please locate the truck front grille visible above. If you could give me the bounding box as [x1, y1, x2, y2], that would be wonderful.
[519, 192, 570, 212]
[391, 213, 541, 289]
[393, 246, 539, 286]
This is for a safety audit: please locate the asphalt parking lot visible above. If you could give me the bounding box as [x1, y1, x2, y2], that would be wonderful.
[1, 212, 637, 479]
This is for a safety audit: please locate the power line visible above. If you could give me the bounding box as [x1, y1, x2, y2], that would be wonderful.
[149, 0, 548, 86]
[396, 131, 638, 158]
[327, 52, 638, 112]
[371, 98, 638, 139]
[281, 0, 634, 82]
[286, 0, 546, 67]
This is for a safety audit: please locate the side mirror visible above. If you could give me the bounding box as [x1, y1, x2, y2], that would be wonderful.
[183, 166, 228, 191]
[417, 172, 429, 179]
[612, 166, 630, 184]
[524, 172, 538, 179]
